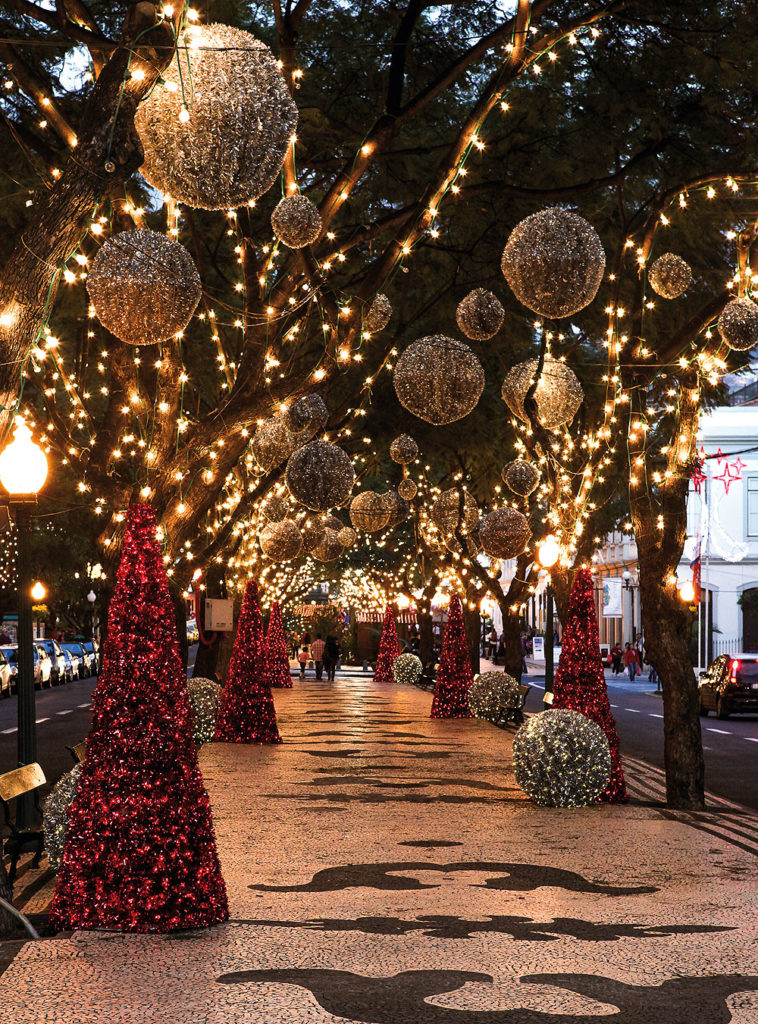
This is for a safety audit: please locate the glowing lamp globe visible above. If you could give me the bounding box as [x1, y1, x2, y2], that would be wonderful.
[537, 535, 560, 568]
[0, 419, 48, 495]
[679, 580, 695, 603]
[31, 581, 46, 601]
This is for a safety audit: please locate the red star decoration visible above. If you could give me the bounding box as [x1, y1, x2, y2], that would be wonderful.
[712, 462, 742, 495]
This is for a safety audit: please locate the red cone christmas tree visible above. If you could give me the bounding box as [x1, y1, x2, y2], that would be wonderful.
[552, 567, 627, 802]
[431, 594, 473, 718]
[214, 579, 281, 742]
[49, 503, 228, 933]
[374, 604, 400, 682]
[265, 600, 291, 688]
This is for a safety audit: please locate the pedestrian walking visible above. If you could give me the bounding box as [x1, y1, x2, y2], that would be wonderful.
[290, 629, 300, 660]
[648, 663, 659, 689]
[324, 634, 340, 682]
[487, 627, 498, 660]
[311, 633, 326, 681]
[520, 632, 529, 675]
[298, 646, 308, 679]
[624, 642, 639, 681]
[610, 643, 623, 676]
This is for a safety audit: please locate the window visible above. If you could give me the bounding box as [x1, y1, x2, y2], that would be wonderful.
[748, 477, 758, 537]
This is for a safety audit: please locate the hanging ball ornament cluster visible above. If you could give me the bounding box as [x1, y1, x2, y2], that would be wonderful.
[501, 356, 583, 430]
[337, 525, 357, 548]
[311, 528, 344, 562]
[513, 709, 611, 807]
[43, 765, 81, 872]
[479, 507, 531, 559]
[431, 488, 479, 534]
[286, 440, 355, 511]
[285, 394, 328, 435]
[648, 252, 692, 299]
[392, 653, 423, 685]
[271, 194, 322, 248]
[350, 491, 390, 533]
[718, 297, 758, 352]
[501, 208, 605, 319]
[300, 518, 326, 552]
[503, 460, 540, 497]
[381, 490, 411, 528]
[456, 288, 505, 341]
[135, 24, 298, 210]
[252, 414, 297, 472]
[186, 679, 222, 745]
[364, 294, 393, 333]
[398, 478, 417, 501]
[259, 519, 303, 560]
[87, 229, 201, 346]
[389, 434, 418, 465]
[468, 671, 521, 723]
[261, 494, 289, 522]
[394, 336, 485, 425]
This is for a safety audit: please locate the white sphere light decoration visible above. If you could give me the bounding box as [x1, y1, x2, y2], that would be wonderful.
[392, 653, 423, 685]
[0, 418, 48, 495]
[538, 534, 561, 568]
[468, 671, 521, 723]
[513, 709, 611, 807]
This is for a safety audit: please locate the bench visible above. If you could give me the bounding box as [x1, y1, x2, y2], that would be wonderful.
[66, 739, 87, 764]
[0, 763, 46, 884]
[495, 684, 531, 727]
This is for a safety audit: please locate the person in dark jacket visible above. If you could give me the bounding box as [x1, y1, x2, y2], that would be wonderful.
[323, 635, 340, 682]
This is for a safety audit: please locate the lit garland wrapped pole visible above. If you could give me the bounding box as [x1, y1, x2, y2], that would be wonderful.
[43, 765, 81, 873]
[551, 569, 627, 803]
[49, 503, 228, 932]
[214, 579, 281, 743]
[374, 605, 400, 682]
[187, 679, 223, 745]
[431, 595, 472, 719]
[264, 600, 292, 689]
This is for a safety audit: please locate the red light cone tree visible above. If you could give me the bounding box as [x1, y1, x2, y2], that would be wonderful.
[215, 580, 281, 743]
[374, 605, 400, 682]
[265, 600, 291, 688]
[431, 594, 473, 719]
[552, 567, 627, 803]
[49, 503, 228, 933]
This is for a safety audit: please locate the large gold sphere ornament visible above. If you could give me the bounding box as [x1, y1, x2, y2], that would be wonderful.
[456, 288, 505, 341]
[394, 335, 485, 425]
[135, 24, 298, 209]
[350, 490, 390, 532]
[381, 490, 411, 528]
[501, 355, 583, 429]
[389, 434, 418, 464]
[271, 194, 322, 248]
[87, 229, 201, 346]
[252, 415, 297, 472]
[311, 527, 344, 562]
[284, 393, 328, 435]
[261, 494, 289, 522]
[397, 478, 417, 501]
[285, 440, 355, 511]
[648, 252, 692, 299]
[430, 488, 479, 534]
[364, 293, 392, 333]
[337, 525, 357, 548]
[503, 460, 540, 496]
[718, 297, 758, 351]
[259, 519, 303, 560]
[478, 507, 531, 559]
[513, 709, 611, 807]
[501, 208, 605, 319]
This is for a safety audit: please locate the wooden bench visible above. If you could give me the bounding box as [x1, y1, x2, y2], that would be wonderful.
[0, 763, 46, 884]
[495, 684, 531, 727]
[66, 739, 87, 764]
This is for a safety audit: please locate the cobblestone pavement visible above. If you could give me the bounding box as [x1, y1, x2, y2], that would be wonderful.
[3, 679, 758, 1022]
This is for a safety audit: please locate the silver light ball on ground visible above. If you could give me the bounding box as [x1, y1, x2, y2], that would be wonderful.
[513, 708, 611, 807]
[468, 671, 521, 723]
[504, 460, 540, 497]
[311, 527, 344, 562]
[648, 252, 692, 299]
[394, 335, 485, 425]
[87, 229, 201, 346]
[135, 24, 298, 210]
[389, 434, 419, 465]
[186, 678, 223, 746]
[718, 297, 758, 352]
[252, 415, 297, 472]
[393, 653, 423, 685]
[259, 519, 303, 560]
[350, 490, 390, 532]
[501, 208, 605, 319]
[271, 194, 322, 248]
[479, 507, 531, 559]
[430, 488, 479, 534]
[286, 440, 355, 511]
[381, 490, 411, 528]
[337, 525, 357, 548]
[398, 478, 417, 501]
[285, 394, 328, 435]
[456, 288, 505, 341]
[261, 494, 289, 522]
[501, 355, 583, 430]
[43, 765, 82, 872]
[364, 293, 392, 333]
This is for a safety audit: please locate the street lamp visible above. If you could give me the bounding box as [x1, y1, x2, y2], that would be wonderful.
[87, 588, 97, 640]
[622, 568, 637, 643]
[0, 419, 48, 827]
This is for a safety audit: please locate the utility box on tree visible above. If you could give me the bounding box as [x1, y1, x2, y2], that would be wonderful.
[204, 598, 234, 632]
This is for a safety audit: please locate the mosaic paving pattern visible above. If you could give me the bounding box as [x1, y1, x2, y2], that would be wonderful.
[2, 679, 758, 1022]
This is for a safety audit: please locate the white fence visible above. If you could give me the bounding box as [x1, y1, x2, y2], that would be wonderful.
[712, 637, 742, 656]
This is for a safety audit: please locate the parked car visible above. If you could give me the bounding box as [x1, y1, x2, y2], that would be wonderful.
[34, 645, 53, 687]
[81, 639, 99, 674]
[0, 648, 11, 697]
[699, 653, 758, 719]
[187, 620, 199, 644]
[60, 646, 78, 682]
[62, 640, 92, 677]
[36, 638, 67, 686]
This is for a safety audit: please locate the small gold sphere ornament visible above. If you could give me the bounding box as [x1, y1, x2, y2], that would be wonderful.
[430, 488, 479, 534]
[501, 355, 583, 429]
[501, 208, 605, 319]
[648, 252, 692, 299]
[337, 525, 357, 548]
[397, 478, 417, 501]
[513, 709, 611, 807]
[469, 671, 521, 723]
[261, 494, 289, 522]
[252, 414, 297, 472]
[284, 393, 328, 435]
[364, 293, 392, 333]
[350, 490, 390, 532]
[389, 433, 418, 464]
[392, 653, 423, 685]
[456, 288, 505, 341]
[271, 194, 322, 248]
[135, 24, 298, 209]
[87, 229, 201, 346]
[259, 519, 303, 560]
[503, 460, 540, 496]
[381, 490, 411, 528]
[718, 297, 758, 351]
[311, 527, 344, 562]
[478, 507, 531, 559]
[394, 335, 485, 425]
[300, 518, 326, 552]
[286, 440, 355, 511]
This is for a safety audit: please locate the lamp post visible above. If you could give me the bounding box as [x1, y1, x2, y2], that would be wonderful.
[0, 419, 49, 827]
[87, 588, 97, 640]
[622, 569, 637, 643]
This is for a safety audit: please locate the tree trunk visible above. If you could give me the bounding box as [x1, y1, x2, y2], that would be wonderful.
[462, 605, 481, 676]
[498, 600, 524, 682]
[0, 857, 15, 936]
[192, 635, 220, 681]
[548, 564, 573, 628]
[417, 600, 434, 671]
[168, 581, 188, 672]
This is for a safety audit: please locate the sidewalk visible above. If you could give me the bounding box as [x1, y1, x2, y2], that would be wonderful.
[3, 678, 758, 1022]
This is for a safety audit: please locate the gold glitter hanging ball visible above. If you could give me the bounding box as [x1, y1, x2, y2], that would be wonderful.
[187, 678, 222, 745]
[394, 335, 485, 425]
[252, 415, 297, 472]
[135, 24, 298, 209]
[259, 518, 303, 560]
[261, 494, 289, 522]
[381, 490, 411, 528]
[286, 440, 355, 511]
[504, 460, 540, 496]
[513, 709, 611, 807]
[431, 488, 479, 534]
[300, 518, 326, 552]
[456, 288, 505, 341]
[87, 229, 201, 346]
[364, 293, 393, 333]
[501, 355, 583, 429]
[718, 297, 758, 351]
[501, 208, 605, 319]
[337, 525, 357, 548]
[321, 514, 343, 532]
[284, 393, 328, 434]
[43, 765, 81, 872]
[398, 478, 417, 501]
[350, 491, 390, 533]
[648, 252, 692, 299]
[311, 527, 344, 562]
[271, 195, 322, 248]
[389, 434, 418, 464]
[393, 653, 423, 685]
[469, 671, 521, 723]
[478, 507, 531, 559]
